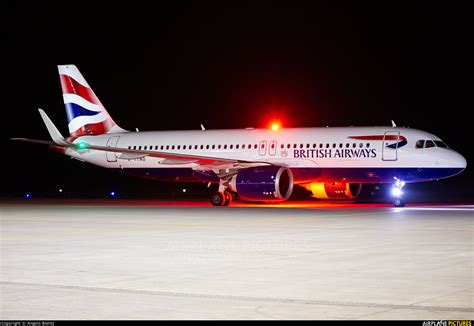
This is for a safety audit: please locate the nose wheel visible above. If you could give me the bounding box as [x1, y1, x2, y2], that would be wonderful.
[391, 178, 406, 207]
[393, 197, 405, 207]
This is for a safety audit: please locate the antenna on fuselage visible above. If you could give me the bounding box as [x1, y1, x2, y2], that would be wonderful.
[391, 120, 397, 127]
[200, 124, 206, 131]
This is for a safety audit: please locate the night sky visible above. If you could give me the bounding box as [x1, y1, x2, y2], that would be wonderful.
[3, 2, 472, 200]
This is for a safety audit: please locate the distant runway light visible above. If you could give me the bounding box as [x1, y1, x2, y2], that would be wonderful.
[59, 189, 63, 193]
[25, 193, 31, 199]
[110, 191, 116, 197]
[182, 188, 187, 193]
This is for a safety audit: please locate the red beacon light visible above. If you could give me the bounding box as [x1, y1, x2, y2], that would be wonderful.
[269, 121, 281, 132]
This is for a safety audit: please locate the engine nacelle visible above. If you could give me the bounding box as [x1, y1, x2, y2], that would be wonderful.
[229, 166, 294, 202]
[303, 182, 362, 199]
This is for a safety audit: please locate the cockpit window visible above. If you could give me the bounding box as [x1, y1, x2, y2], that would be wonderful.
[415, 140, 425, 148]
[425, 140, 435, 148]
[434, 140, 448, 148]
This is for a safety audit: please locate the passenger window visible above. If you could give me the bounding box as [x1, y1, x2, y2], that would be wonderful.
[236, 144, 239, 149]
[177, 145, 180, 150]
[287, 144, 291, 149]
[425, 140, 435, 148]
[139, 146, 142, 150]
[359, 143, 363, 148]
[128, 146, 131, 149]
[306, 144, 310, 148]
[254, 144, 258, 149]
[172, 145, 175, 150]
[319, 144, 323, 148]
[294, 144, 297, 149]
[346, 143, 349, 148]
[206, 145, 209, 149]
[313, 143, 317, 148]
[332, 143, 336, 148]
[166, 145, 169, 150]
[339, 143, 343, 148]
[366, 143, 370, 148]
[352, 143, 356, 148]
[271, 143, 275, 149]
[144, 146, 147, 150]
[326, 143, 330, 148]
[212, 145, 215, 149]
[281, 144, 284, 149]
[300, 144, 304, 148]
[230, 145, 233, 149]
[194, 145, 198, 150]
[200, 145, 204, 149]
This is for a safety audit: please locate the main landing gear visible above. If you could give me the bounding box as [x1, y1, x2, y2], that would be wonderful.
[210, 191, 232, 206]
[391, 179, 406, 207]
[210, 180, 233, 206]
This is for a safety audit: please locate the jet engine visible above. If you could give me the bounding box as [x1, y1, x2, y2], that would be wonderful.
[302, 182, 362, 199]
[229, 166, 294, 201]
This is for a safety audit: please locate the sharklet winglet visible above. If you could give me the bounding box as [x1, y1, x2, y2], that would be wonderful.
[38, 108, 70, 146]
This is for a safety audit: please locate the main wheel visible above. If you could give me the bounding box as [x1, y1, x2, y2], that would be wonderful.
[210, 192, 225, 206]
[223, 191, 232, 206]
[393, 197, 405, 207]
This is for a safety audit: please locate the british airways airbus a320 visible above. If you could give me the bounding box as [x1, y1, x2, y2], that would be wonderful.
[13, 65, 467, 207]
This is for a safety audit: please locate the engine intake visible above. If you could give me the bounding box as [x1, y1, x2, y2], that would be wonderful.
[303, 182, 362, 199]
[229, 166, 294, 201]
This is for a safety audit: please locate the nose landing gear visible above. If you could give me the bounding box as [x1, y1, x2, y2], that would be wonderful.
[392, 179, 406, 207]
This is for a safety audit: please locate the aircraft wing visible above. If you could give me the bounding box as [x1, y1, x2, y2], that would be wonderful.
[11, 109, 272, 168]
[11, 136, 272, 166]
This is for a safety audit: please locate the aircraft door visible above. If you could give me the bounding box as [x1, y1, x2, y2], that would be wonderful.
[106, 136, 120, 162]
[259, 140, 267, 156]
[382, 131, 399, 161]
[269, 140, 277, 156]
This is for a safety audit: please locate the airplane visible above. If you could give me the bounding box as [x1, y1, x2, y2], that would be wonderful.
[12, 65, 467, 207]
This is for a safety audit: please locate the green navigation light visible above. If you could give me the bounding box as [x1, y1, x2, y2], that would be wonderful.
[76, 142, 89, 149]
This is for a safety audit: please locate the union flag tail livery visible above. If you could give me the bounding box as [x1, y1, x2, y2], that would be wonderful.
[58, 65, 126, 137]
[12, 65, 467, 207]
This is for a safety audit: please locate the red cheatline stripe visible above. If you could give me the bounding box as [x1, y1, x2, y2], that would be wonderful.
[350, 135, 407, 141]
[60, 74, 100, 105]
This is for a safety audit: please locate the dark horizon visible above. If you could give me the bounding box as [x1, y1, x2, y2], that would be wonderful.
[3, 2, 472, 201]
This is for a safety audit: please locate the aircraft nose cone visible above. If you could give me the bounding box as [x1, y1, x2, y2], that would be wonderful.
[449, 151, 467, 170]
[457, 152, 467, 170]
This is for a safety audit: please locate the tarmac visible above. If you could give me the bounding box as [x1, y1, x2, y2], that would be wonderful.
[1, 200, 473, 319]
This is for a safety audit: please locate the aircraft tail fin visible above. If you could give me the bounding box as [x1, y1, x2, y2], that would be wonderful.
[58, 65, 127, 137]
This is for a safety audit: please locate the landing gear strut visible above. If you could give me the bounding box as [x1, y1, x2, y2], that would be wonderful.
[392, 179, 406, 207]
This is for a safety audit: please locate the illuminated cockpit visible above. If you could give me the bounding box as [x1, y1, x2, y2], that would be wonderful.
[415, 139, 448, 149]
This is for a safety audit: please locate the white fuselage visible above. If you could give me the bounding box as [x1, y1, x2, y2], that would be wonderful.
[62, 126, 466, 184]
